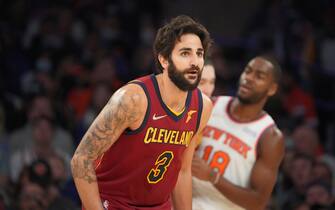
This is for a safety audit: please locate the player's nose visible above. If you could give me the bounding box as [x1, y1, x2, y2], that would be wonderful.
[244, 72, 255, 83]
[189, 52, 202, 67]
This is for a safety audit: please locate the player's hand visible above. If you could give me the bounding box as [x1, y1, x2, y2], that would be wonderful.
[191, 155, 212, 181]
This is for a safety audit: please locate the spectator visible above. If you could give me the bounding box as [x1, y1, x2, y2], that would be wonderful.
[280, 153, 315, 209]
[281, 72, 318, 127]
[18, 182, 47, 210]
[305, 181, 333, 209]
[10, 116, 71, 182]
[16, 159, 79, 210]
[74, 82, 113, 143]
[291, 124, 322, 157]
[48, 155, 80, 206]
[312, 161, 333, 186]
[9, 94, 74, 157]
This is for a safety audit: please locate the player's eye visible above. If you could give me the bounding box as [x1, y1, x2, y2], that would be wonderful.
[181, 51, 189, 56]
[197, 51, 204, 57]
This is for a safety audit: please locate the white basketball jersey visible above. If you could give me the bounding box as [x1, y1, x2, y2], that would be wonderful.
[192, 96, 275, 210]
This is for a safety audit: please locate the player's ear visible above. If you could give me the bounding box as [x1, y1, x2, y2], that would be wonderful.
[158, 54, 168, 70]
[268, 83, 278, 96]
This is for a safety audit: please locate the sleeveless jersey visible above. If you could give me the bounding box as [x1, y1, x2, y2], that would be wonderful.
[94, 74, 203, 209]
[192, 96, 275, 210]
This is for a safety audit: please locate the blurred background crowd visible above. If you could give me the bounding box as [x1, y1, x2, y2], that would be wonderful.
[0, 0, 334, 209]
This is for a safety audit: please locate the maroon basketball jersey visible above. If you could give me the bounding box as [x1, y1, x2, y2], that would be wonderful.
[94, 74, 203, 209]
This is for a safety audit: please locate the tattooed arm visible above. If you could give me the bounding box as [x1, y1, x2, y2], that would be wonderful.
[71, 84, 146, 210]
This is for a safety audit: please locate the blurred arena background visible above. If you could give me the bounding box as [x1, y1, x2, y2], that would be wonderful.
[0, 0, 334, 209]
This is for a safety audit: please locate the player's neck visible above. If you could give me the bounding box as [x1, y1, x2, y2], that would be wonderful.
[229, 98, 265, 122]
[156, 74, 188, 113]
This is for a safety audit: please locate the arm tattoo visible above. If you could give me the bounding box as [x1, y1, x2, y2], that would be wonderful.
[71, 90, 142, 183]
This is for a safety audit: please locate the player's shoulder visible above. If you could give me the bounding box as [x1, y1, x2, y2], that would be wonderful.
[123, 81, 147, 93]
[258, 124, 285, 160]
[264, 123, 283, 138]
[195, 92, 213, 133]
[110, 83, 148, 109]
[200, 91, 213, 113]
[261, 124, 284, 147]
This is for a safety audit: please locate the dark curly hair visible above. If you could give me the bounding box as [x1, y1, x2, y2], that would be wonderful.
[153, 15, 212, 73]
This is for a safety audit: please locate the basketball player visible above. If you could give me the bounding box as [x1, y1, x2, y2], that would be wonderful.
[192, 56, 285, 210]
[197, 60, 216, 98]
[71, 15, 213, 210]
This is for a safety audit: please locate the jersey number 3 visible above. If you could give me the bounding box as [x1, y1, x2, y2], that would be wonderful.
[203, 146, 230, 175]
[147, 151, 174, 184]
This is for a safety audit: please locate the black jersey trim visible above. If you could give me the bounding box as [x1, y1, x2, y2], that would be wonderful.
[150, 74, 192, 122]
[196, 89, 203, 132]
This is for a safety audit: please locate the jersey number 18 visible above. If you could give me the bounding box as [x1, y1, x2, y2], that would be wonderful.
[203, 146, 230, 175]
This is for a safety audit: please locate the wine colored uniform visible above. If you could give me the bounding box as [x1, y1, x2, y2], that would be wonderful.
[91, 75, 203, 210]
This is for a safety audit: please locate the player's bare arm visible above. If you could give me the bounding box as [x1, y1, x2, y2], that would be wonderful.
[214, 126, 284, 210]
[192, 125, 284, 210]
[172, 93, 213, 210]
[71, 84, 147, 210]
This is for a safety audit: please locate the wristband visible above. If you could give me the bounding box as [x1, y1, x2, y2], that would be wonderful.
[210, 170, 220, 185]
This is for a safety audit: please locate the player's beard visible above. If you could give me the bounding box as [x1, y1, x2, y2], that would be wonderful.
[237, 78, 270, 104]
[167, 58, 202, 91]
[237, 88, 268, 105]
